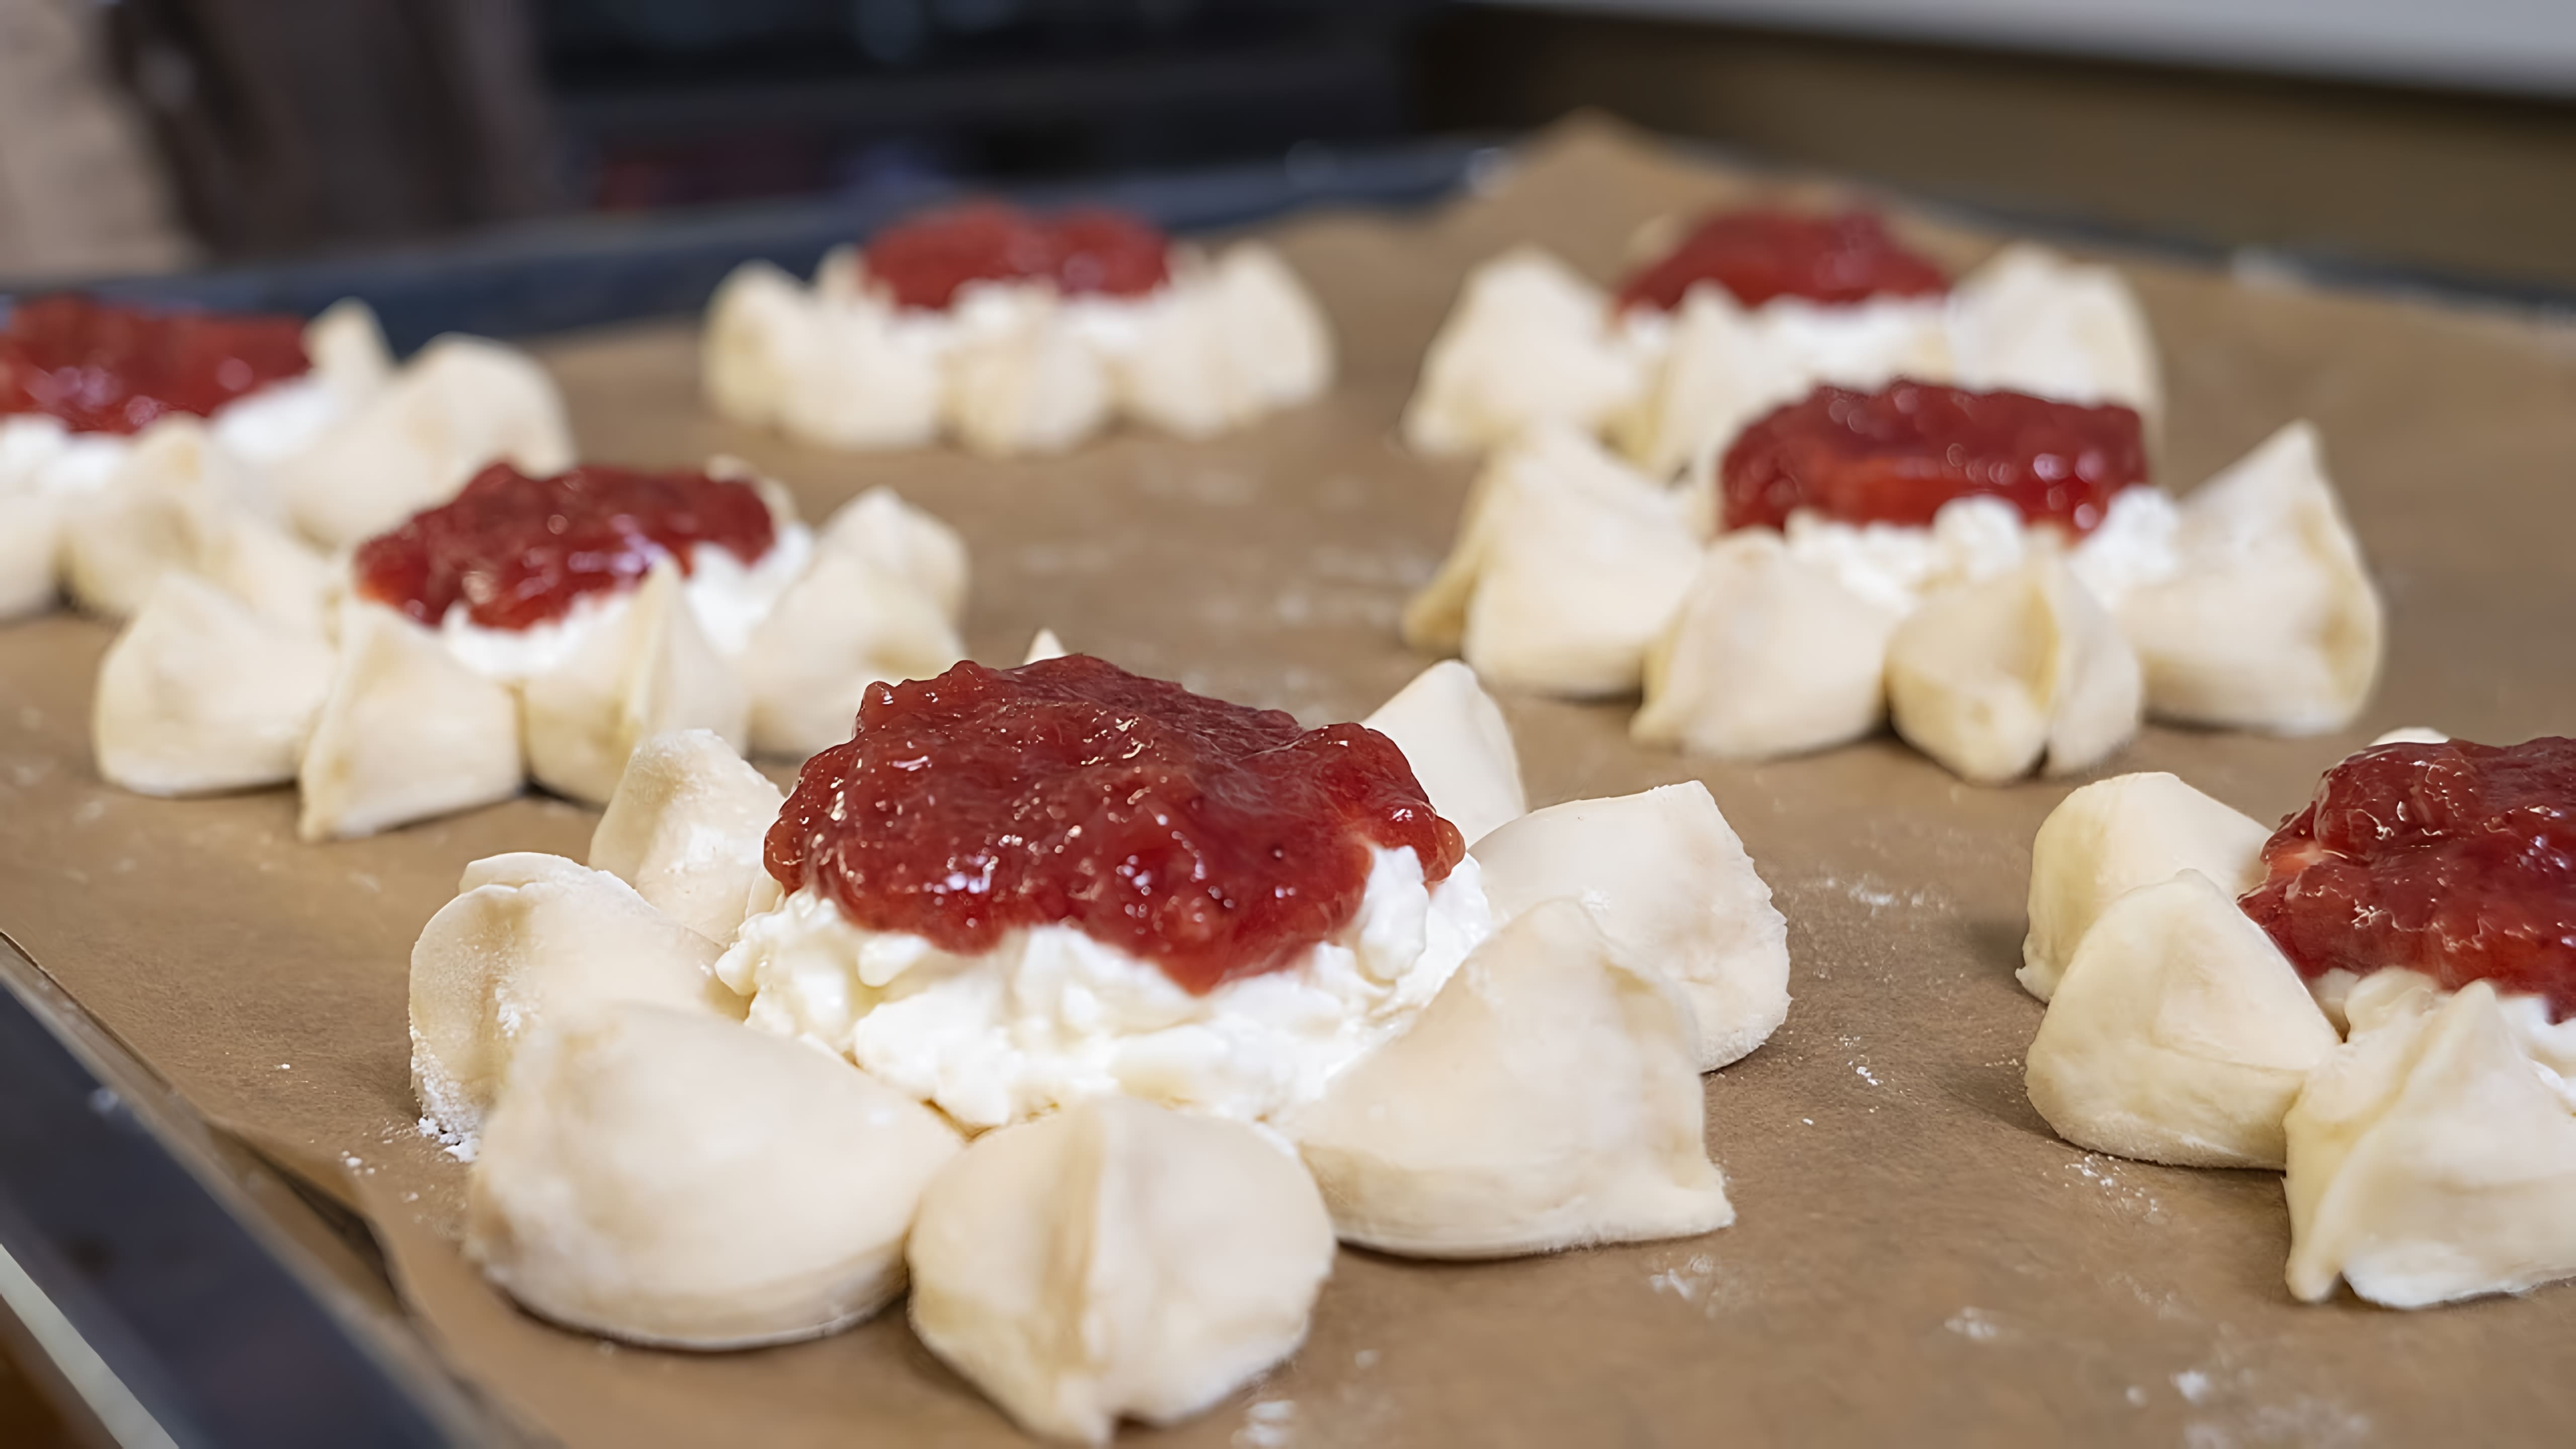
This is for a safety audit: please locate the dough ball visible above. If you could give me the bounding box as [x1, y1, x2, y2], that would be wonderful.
[908, 1096, 1334, 1445]
[94, 572, 334, 795]
[2021, 771, 2271, 1001]
[466, 1001, 959, 1348]
[1634, 528, 1900, 761]
[2025, 870, 2338, 1169]
[410, 853, 741, 1135]
[297, 603, 524, 841]
[1471, 782, 1789, 1071]
[1885, 552, 2142, 784]
[2286, 981, 2576, 1308]
[1361, 660, 1526, 846]
[522, 561, 748, 808]
[1281, 899, 1734, 1258]
[588, 728, 784, 944]
[1400, 246, 1646, 459]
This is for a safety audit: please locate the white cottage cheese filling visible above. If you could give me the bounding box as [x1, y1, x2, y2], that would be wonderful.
[429, 524, 814, 683]
[1776, 485, 2181, 616]
[716, 846, 1495, 1129]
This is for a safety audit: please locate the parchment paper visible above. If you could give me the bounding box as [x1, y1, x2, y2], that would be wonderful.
[5, 115, 2575, 1446]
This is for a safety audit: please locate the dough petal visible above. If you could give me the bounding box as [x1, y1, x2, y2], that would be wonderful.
[191, 512, 336, 637]
[2025, 870, 2338, 1169]
[410, 854, 741, 1135]
[1360, 660, 1526, 846]
[1417, 426, 1698, 697]
[296, 604, 524, 841]
[1635, 529, 1900, 760]
[816, 485, 970, 623]
[2286, 981, 2576, 1307]
[278, 335, 575, 549]
[743, 549, 964, 758]
[0, 488, 64, 619]
[304, 298, 395, 398]
[1281, 899, 1734, 1257]
[1471, 782, 1789, 1071]
[466, 1001, 957, 1348]
[1948, 243, 2162, 421]
[588, 728, 784, 944]
[1209, 240, 1333, 411]
[523, 562, 749, 807]
[908, 1096, 1335, 1445]
[1401, 247, 1646, 458]
[2118, 421, 2382, 734]
[944, 299, 1112, 457]
[93, 573, 335, 795]
[1022, 628, 1068, 664]
[1884, 554, 2142, 784]
[1111, 281, 1255, 439]
[2020, 770, 2272, 1001]
[59, 419, 244, 618]
[702, 260, 805, 430]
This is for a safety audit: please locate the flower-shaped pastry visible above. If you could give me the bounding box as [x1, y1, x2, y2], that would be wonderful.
[92, 459, 968, 840]
[704, 201, 1334, 457]
[2019, 736, 2576, 1309]
[410, 656, 1795, 1440]
[2, 294, 572, 622]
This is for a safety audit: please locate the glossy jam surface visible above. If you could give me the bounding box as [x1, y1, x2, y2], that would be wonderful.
[862, 201, 1171, 311]
[1615, 209, 1948, 313]
[1719, 381, 2147, 534]
[352, 463, 776, 630]
[0, 295, 308, 435]
[2241, 738, 2576, 1017]
[766, 656, 1464, 994]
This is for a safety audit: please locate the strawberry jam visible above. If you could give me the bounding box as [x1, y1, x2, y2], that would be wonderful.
[2241, 738, 2576, 1018]
[0, 294, 308, 435]
[1615, 209, 1948, 314]
[1719, 381, 2147, 534]
[352, 462, 776, 631]
[862, 201, 1171, 311]
[765, 656, 1465, 994]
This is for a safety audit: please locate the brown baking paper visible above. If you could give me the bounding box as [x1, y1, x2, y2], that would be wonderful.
[6, 115, 2576, 1446]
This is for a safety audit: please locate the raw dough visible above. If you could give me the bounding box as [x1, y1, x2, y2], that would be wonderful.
[0, 487, 60, 619]
[1947, 243, 2162, 423]
[521, 561, 749, 807]
[93, 573, 335, 795]
[297, 604, 524, 841]
[815, 486, 970, 624]
[1205, 241, 1334, 413]
[466, 1001, 957, 1348]
[58, 419, 244, 618]
[1471, 781, 1790, 1071]
[588, 728, 784, 944]
[2025, 870, 2339, 1169]
[2118, 422, 2382, 734]
[1401, 247, 1648, 458]
[1634, 529, 1901, 760]
[1360, 660, 1526, 846]
[907, 1096, 1334, 1445]
[1884, 553, 2142, 784]
[741, 549, 965, 758]
[1281, 899, 1734, 1257]
[2285, 980, 2576, 1307]
[410, 853, 742, 1135]
[2020, 770, 2272, 1001]
[943, 299, 1114, 458]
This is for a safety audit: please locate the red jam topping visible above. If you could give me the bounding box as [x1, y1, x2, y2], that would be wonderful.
[1719, 381, 2147, 534]
[0, 295, 308, 435]
[2241, 738, 2576, 1018]
[1615, 209, 1948, 313]
[765, 656, 1465, 995]
[352, 462, 776, 631]
[862, 201, 1171, 311]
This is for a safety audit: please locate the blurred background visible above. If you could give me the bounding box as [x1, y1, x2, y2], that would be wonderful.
[3, 0, 2573, 294]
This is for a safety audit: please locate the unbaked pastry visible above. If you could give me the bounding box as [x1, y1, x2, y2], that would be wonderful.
[702, 260, 945, 450]
[466, 1001, 958, 1348]
[587, 729, 784, 944]
[2119, 421, 2381, 734]
[907, 1096, 1335, 1445]
[1634, 528, 1902, 760]
[92, 573, 335, 796]
[2285, 977, 2576, 1307]
[1281, 899, 1734, 1258]
[1947, 243, 2162, 424]
[1470, 782, 1790, 1071]
[57, 419, 249, 618]
[942, 297, 1115, 458]
[0, 488, 61, 619]
[1401, 247, 1649, 459]
[296, 604, 524, 841]
[815, 485, 971, 625]
[2025, 869, 2339, 1169]
[521, 560, 750, 807]
[410, 852, 741, 1136]
[2019, 770, 2272, 1001]
[1359, 660, 1526, 846]
[741, 548, 967, 757]
[1883, 553, 2142, 784]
